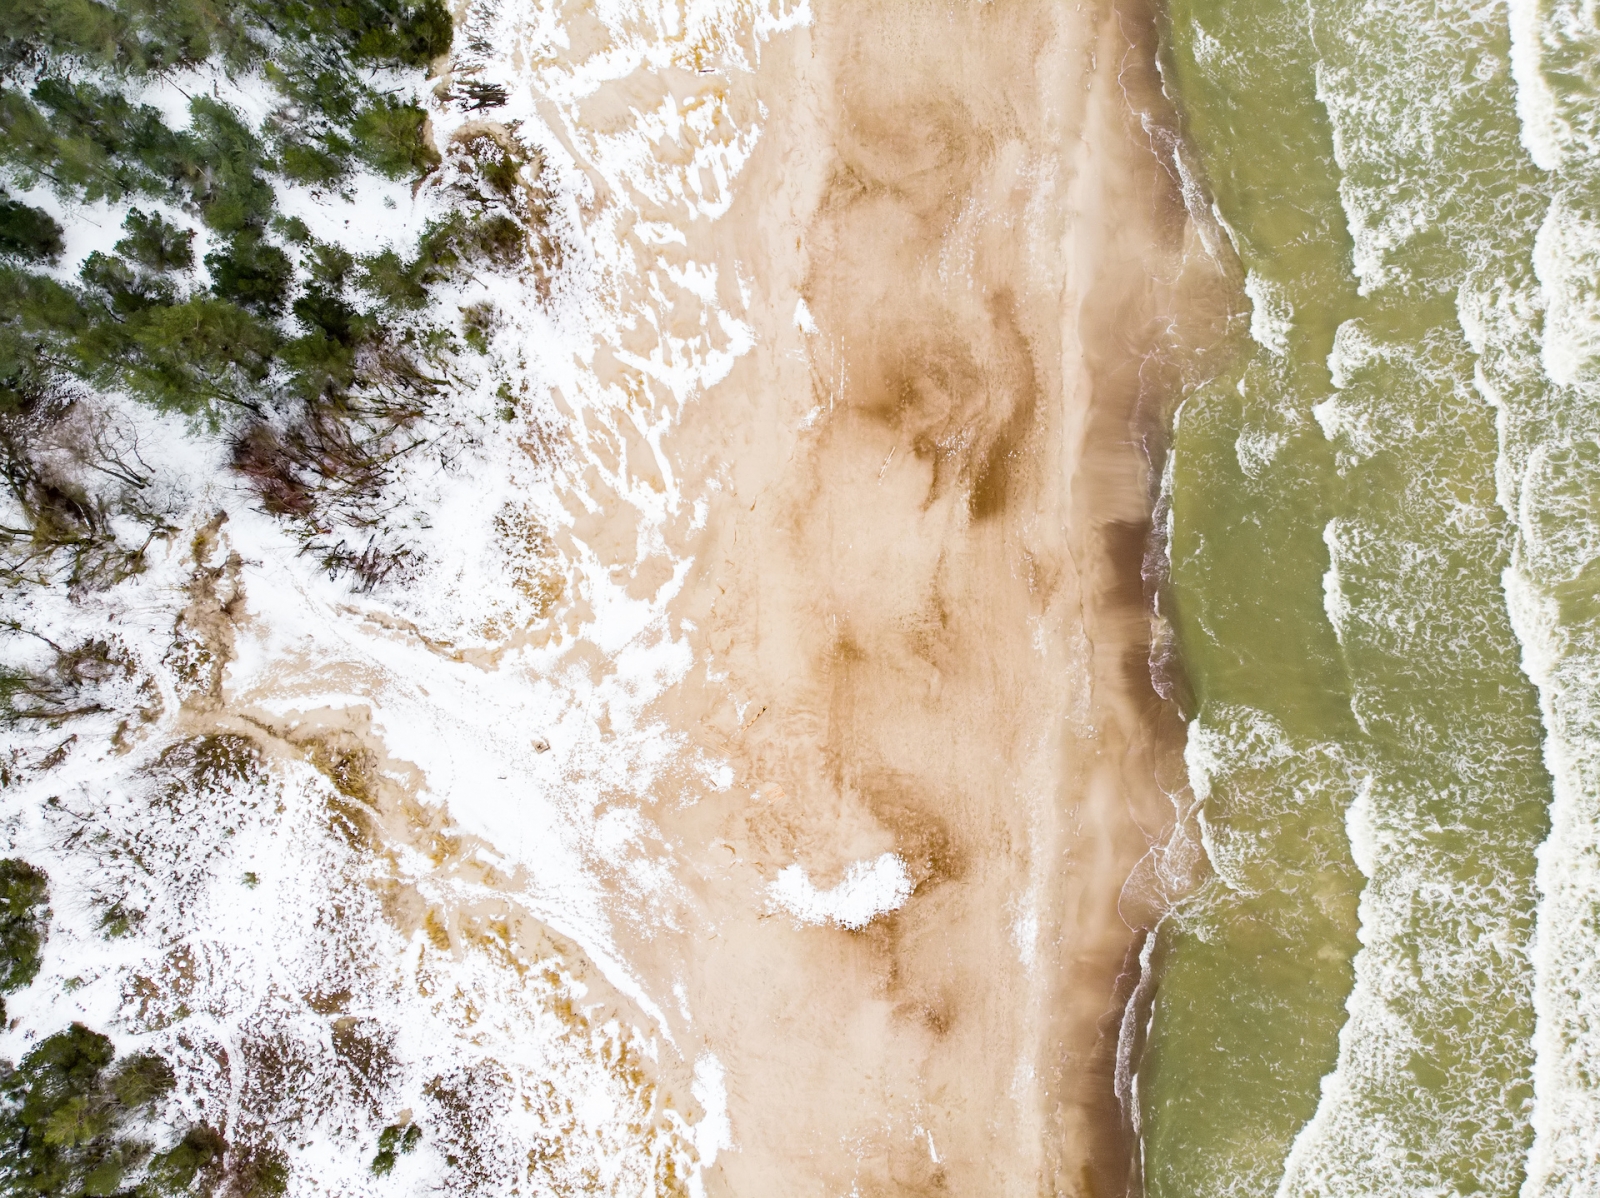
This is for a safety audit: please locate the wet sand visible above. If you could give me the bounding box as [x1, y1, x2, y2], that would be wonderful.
[628, 2, 1194, 1194]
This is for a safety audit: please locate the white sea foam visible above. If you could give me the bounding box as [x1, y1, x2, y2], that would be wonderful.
[1234, 426, 1287, 477]
[1507, 0, 1565, 171]
[1271, 3, 1556, 1194]
[1505, 562, 1600, 1197]
[1501, 0, 1600, 1191]
[1313, 322, 1396, 474]
[1189, 20, 1228, 68]
[1343, 776, 1377, 880]
[1508, 0, 1600, 172]
[1245, 270, 1293, 356]
[1185, 706, 1294, 896]
[1320, 519, 1350, 648]
[1533, 197, 1600, 385]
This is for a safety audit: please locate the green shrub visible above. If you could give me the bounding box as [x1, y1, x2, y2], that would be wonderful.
[349, 0, 452, 66]
[370, 1121, 420, 1175]
[10, 78, 202, 208]
[3, 268, 86, 345]
[473, 145, 519, 198]
[0, 0, 451, 93]
[0, 200, 62, 263]
[272, 215, 311, 245]
[116, 297, 278, 415]
[115, 210, 193, 273]
[205, 231, 292, 316]
[0, 1008, 227, 1194]
[0, 859, 48, 997]
[0, 0, 138, 71]
[302, 242, 352, 290]
[350, 97, 438, 179]
[0, 1023, 174, 1196]
[0, 0, 239, 73]
[181, 98, 274, 233]
[356, 248, 427, 311]
[400, 212, 524, 291]
[0, 0, 555, 594]
[141, 1125, 226, 1195]
[275, 139, 349, 188]
[80, 251, 173, 315]
[460, 301, 493, 354]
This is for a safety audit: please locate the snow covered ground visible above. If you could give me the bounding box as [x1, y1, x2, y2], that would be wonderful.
[0, 1, 811, 1192]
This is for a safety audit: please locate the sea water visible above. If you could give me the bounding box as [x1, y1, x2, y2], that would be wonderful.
[1139, 0, 1600, 1190]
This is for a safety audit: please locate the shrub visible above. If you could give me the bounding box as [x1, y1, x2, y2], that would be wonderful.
[0, 859, 48, 997]
[225, 1142, 287, 1197]
[344, 0, 452, 66]
[0, 200, 62, 263]
[114, 210, 193, 273]
[370, 1121, 421, 1175]
[116, 297, 278, 415]
[141, 1125, 227, 1195]
[460, 301, 494, 354]
[356, 248, 427, 311]
[182, 98, 274, 233]
[404, 212, 524, 288]
[0, 0, 237, 73]
[0, 1023, 173, 1196]
[0, 369, 160, 590]
[0, 1002, 228, 1194]
[0, 0, 582, 595]
[205, 231, 292, 316]
[350, 96, 437, 179]
[80, 251, 173, 315]
[275, 138, 349, 188]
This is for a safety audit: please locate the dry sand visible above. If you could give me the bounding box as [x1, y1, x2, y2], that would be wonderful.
[616, 2, 1197, 1194]
[202, 0, 1203, 1191]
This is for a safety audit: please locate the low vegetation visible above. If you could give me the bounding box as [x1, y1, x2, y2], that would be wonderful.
[0, 0, 551, 703]
[0, 0, 553, 560]
[0, 862, 231, 1196]
[0, 859, 48, 1015]
[0, 1025, 202, 1197]
[370, 1121, 421, 1175]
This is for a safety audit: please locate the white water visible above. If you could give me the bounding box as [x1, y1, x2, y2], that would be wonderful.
[1251, 0, 1554, 1192]
[1507, 0, 1600, 1190]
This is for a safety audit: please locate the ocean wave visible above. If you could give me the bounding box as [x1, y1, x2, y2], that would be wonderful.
[1498, 0, 1600, 1191]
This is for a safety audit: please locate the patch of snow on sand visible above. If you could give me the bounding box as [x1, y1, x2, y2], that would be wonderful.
[767, 854, 914, 929]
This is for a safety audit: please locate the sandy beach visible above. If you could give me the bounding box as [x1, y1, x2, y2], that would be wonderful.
[608, 2, 1196, 1192]
[139, 0, 1202, 1191]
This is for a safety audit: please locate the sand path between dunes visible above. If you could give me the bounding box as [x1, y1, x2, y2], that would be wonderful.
[619, 2, 1195, 1194]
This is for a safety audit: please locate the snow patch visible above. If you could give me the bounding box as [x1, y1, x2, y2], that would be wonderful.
[766, 853, 913, 929]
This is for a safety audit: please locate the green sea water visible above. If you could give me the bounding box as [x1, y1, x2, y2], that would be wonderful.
[1134, 0, 1600, 1191]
